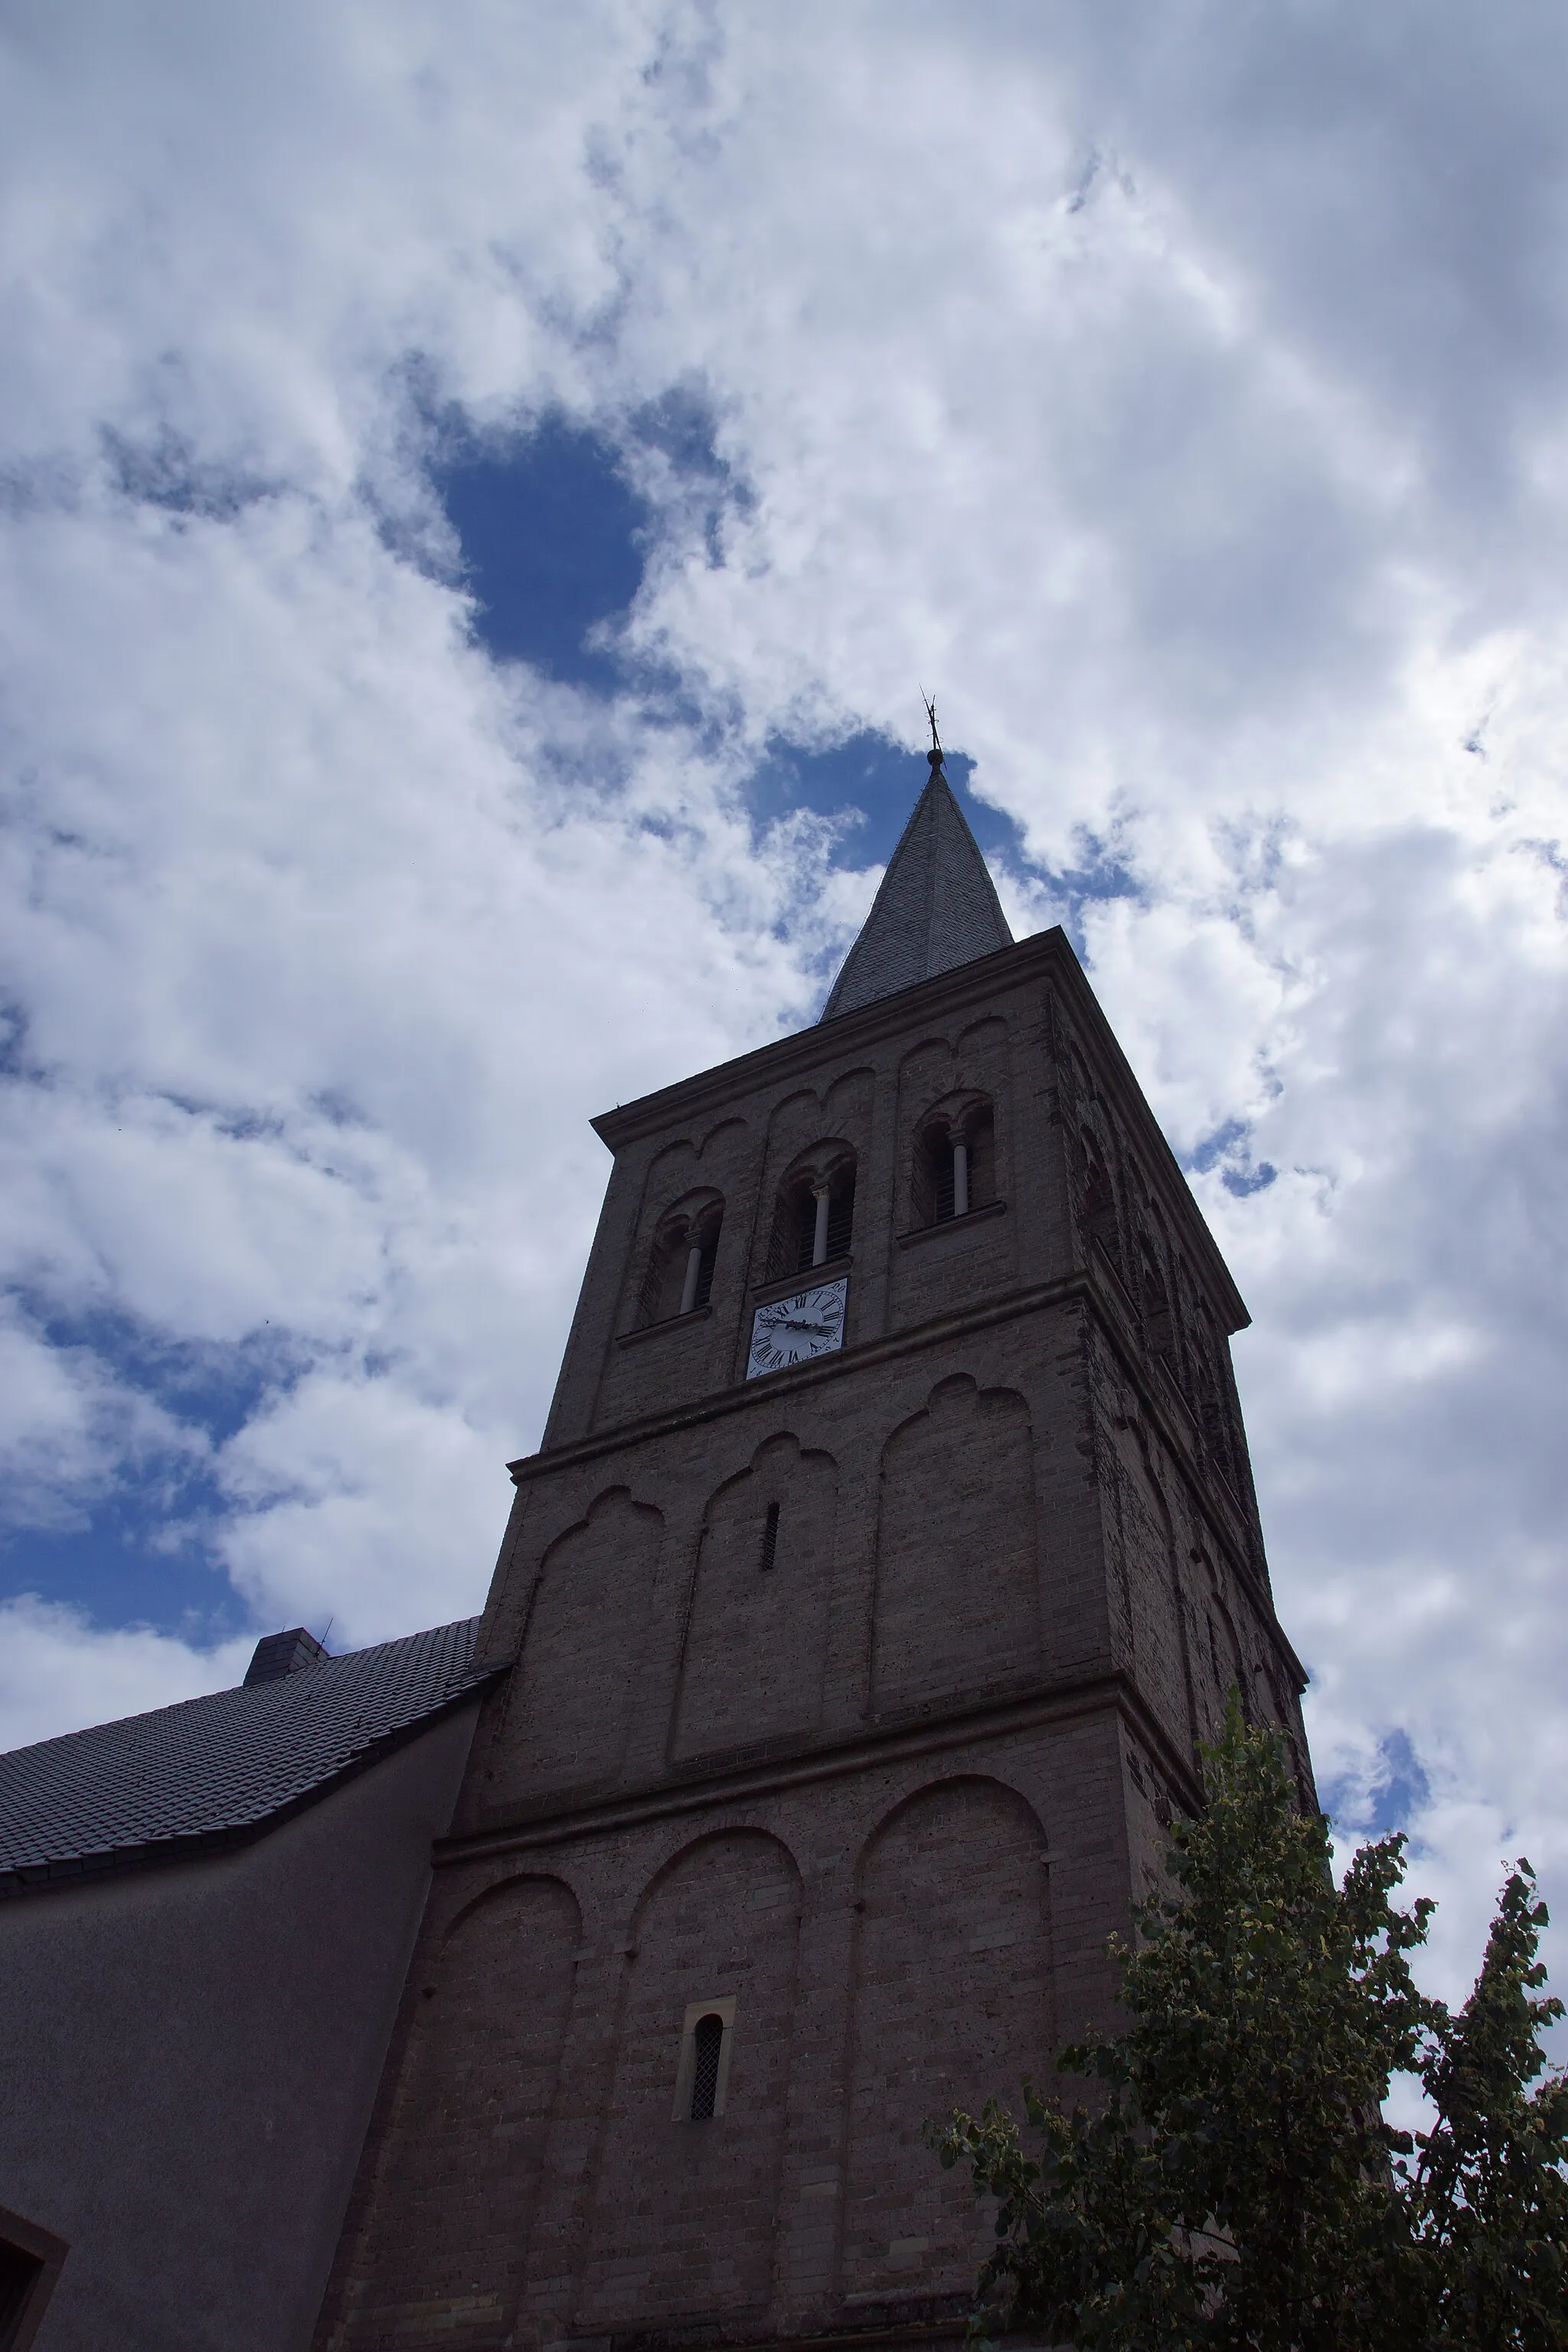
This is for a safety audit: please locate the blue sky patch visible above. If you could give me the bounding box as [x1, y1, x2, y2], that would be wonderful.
[3, 1494, 249, 1645]
[1189, 1117, 1277, 1194]
[2, 1304, 309, 1640]
[745, 732, 1026, 874]
[1044, 829, 1145, 910]
[1325, 1728, 1433, 1843]
[433, 416, 649, 683]
[1223, 1161, 1279, 1197]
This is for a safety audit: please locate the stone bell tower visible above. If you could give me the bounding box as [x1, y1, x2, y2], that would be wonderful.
[315, 750, 1312, 2352]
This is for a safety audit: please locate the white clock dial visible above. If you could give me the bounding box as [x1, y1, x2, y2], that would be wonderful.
[746, 1277, 848, 1379]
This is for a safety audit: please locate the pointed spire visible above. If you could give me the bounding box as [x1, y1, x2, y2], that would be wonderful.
[821, 730, 1014, 1021]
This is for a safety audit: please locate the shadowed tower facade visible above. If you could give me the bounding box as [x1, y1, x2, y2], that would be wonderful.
[315, 749, 1313, 2352]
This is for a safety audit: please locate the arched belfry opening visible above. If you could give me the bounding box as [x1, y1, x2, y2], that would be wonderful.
[766, 1142, 856, 1281]
[912, 1094, 995, 1227]
[639, 1190, 724, 1325]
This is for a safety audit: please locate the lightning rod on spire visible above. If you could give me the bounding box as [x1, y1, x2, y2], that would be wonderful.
[921, 689, 944, 769]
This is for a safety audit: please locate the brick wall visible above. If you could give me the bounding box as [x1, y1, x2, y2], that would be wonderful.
[315, 929, 1312, 2352]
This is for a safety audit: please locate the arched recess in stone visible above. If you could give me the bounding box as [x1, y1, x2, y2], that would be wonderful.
[514, 1488, 664, 1798]
[580, 1829, 805, 2327]
[671, 1432, 840, 1763]
[872, 1376, 1040, 1714]
[345, 1874, 581, 2329]
[841, 1777, 1054, 2305]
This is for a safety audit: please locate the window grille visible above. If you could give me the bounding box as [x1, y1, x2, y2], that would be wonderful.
[760, 1501, 780, 1571]
[690, 2014, 725, 2120]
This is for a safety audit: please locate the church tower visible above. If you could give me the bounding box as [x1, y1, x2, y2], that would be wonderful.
[315, 751, 1312, 2352]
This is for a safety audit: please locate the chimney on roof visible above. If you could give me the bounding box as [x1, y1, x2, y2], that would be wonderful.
[243, 1627, 328, 1688]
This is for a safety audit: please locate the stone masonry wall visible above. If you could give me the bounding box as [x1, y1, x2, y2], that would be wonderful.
[316, 931, 1309, 2352]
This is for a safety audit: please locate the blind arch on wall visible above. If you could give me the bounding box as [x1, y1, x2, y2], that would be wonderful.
[841, 1775, 1053, 2304]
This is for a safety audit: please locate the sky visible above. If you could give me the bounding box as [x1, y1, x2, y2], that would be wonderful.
[2, 0, 1567, 2032]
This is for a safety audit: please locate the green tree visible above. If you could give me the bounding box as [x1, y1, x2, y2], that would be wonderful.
[934, 1699, 1567, 2350]
[1406, 1862, 1568, 2349]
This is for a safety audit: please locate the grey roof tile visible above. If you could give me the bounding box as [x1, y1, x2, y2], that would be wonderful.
[822, 756, 1013, 1020]
[0, 1616, 498, 1895]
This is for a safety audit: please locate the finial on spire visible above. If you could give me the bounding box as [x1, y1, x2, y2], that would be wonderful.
[922, 689, 944, 771]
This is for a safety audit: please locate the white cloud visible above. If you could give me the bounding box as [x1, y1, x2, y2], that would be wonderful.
[0, 1596, 255, 1753]
[2, 0, 1566, 2030]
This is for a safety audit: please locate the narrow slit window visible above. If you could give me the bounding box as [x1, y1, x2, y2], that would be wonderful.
[760, 1501, 780, 1571]
[690, 2014, 725, 2120]
[672, 1996, 736, 2120]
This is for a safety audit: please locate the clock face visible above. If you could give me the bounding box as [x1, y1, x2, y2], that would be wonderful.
[746, 1278, 848, 1379]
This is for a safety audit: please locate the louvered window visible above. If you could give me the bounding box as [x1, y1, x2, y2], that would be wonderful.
[786, 1174, 854, 1270]
[760, 1501, 780, 1571]
[769, 1148, 857, 1279]
[933, 1140, 956, 1221]
[824, 1173, 854, 1259]
[792, 1194, 817, 1273]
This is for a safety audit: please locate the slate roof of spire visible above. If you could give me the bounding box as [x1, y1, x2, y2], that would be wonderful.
[821, 753, 1014, 1020]
[0, 1615, 499, 1897]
